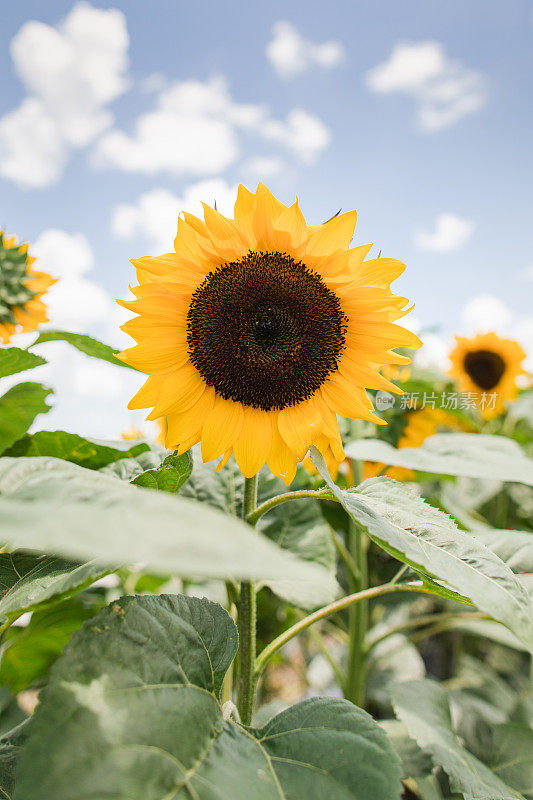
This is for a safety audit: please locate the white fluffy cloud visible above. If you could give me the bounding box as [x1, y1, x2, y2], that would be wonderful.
[266, 21, 345, 78]
[0, 2, 129, 188]
[94, 75, 330, 175]
[366, 41, 486, 132]
[112, 179, 238, 254]
[31, 229, 115, 331]
[462, 294, 533, 371]
[414, 213, 475, 252]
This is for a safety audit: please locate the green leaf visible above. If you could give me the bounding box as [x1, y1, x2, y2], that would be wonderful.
[312, 449, 533, 653]
[379, 719, 433, 780]
[0, 457, 337, 591]
[0, 551, 109, 623]
[488, 723, 533, 799]
[0, 720, 29, 800]
[3, 430, 149, 469]
[0, 596, 104, 693]
[391, 679, 521, 800]
[16, 594, 403, 800]
[31, 330, 137, 370]
[0, 384, 52, 454]
[0, 348, 46, 379]
[346, 433, 533, 485]
[473, 528, 533, 574]
[132, 450, 192, 493]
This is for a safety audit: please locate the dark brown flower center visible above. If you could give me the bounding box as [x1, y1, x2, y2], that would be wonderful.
[463, 349, 506, 390]
[186, 251, 347, 411]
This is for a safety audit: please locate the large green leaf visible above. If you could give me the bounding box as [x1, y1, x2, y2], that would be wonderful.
[391, 679, 521, 800]
[4, 430, 149, 469]
[346, 433, 533, 485]
[0, 348, 46, 379]
[0, 457, 337, 591]
[312, 449, 533, 653]
[16, 594, 402, 800]
[0, 384, 52, 454]
[31, 330, 137, 369]
[132, 450, 192, 493]
[0, 552, 109, 623]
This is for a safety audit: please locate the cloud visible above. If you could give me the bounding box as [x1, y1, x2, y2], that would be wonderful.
[365, 41, 487, 132]
[266, 21, 345, 78]
[31, 229, 116, 331]
[93, 75, 330, 175]
[243, 156, 284, 178]
[0, 2, 129, 188]
[414, 213, 475, 252]
[521, 265, 533, 281]
[461, 294, 513, 334]
[112, 179, 238, 254]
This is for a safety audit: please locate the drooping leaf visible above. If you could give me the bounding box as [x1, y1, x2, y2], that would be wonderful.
[346, 433, 533, 486]
[380, 719, 433, 780]
[132, 450, 192, 493]
[0, 348, 46, 379]
[391, 679, 521, 800]
[16, 594, 403, 800]
[312, 449, 533, 653]
[0, 384, 52, 454]
[4, 430, 149, 470]
[31, 330, 137, 370]
[0, 551, 109, 624]
[0, 457, 337, 591]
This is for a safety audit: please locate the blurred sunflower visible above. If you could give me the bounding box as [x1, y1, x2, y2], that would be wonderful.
[363, 407, 466, 482]
[119, 184, 421, 484]
[449, 332, 526, 419]
[0, 230, 56, 344]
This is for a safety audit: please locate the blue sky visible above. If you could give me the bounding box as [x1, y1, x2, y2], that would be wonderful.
[0, 0, 532, 436]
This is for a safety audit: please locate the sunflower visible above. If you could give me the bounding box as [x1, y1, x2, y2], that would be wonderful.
[362, 407, 466, 481]
[118, 184, 421, 485]
[0, 230, 56, 344]
[449, 332, 526, 419]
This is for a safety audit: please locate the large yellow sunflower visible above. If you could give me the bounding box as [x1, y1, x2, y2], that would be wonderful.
[118, 184, 421, 484]
[0, 230, 56, 344]
[449, 332, 526, 419]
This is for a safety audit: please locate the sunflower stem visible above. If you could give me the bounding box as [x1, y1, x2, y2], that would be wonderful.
[344, 518, 368, 707]
[237, 474, 258, 726]
[246, 487, 334, 526]
[254, 581, 430, 678]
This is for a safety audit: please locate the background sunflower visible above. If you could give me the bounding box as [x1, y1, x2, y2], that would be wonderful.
[449, 332, 527, 419]
[119, 184, 421, 484]
[0, 230, 56, 344]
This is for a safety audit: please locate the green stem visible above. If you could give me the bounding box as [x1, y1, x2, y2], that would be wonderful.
[365, 611, 487, 652]
[255, 581, 429, 678]
[237, 474, 258, 726]
[344, 519, 368, 706]
[246, 487, 333, 526]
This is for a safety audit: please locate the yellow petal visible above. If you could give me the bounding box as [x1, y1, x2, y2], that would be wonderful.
[233, 408, 273, 478]
[165, 386, 215, 448]
[201, 395, 244, 462]
[267, 423, 297, 486]
[305, 211, 357, 257]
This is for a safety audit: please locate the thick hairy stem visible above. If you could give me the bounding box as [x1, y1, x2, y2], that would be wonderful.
[236, 475, 258, 726]
[344, 519, 368, 706]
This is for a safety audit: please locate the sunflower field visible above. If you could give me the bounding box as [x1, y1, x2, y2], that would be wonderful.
[0, 177, 532, 800]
